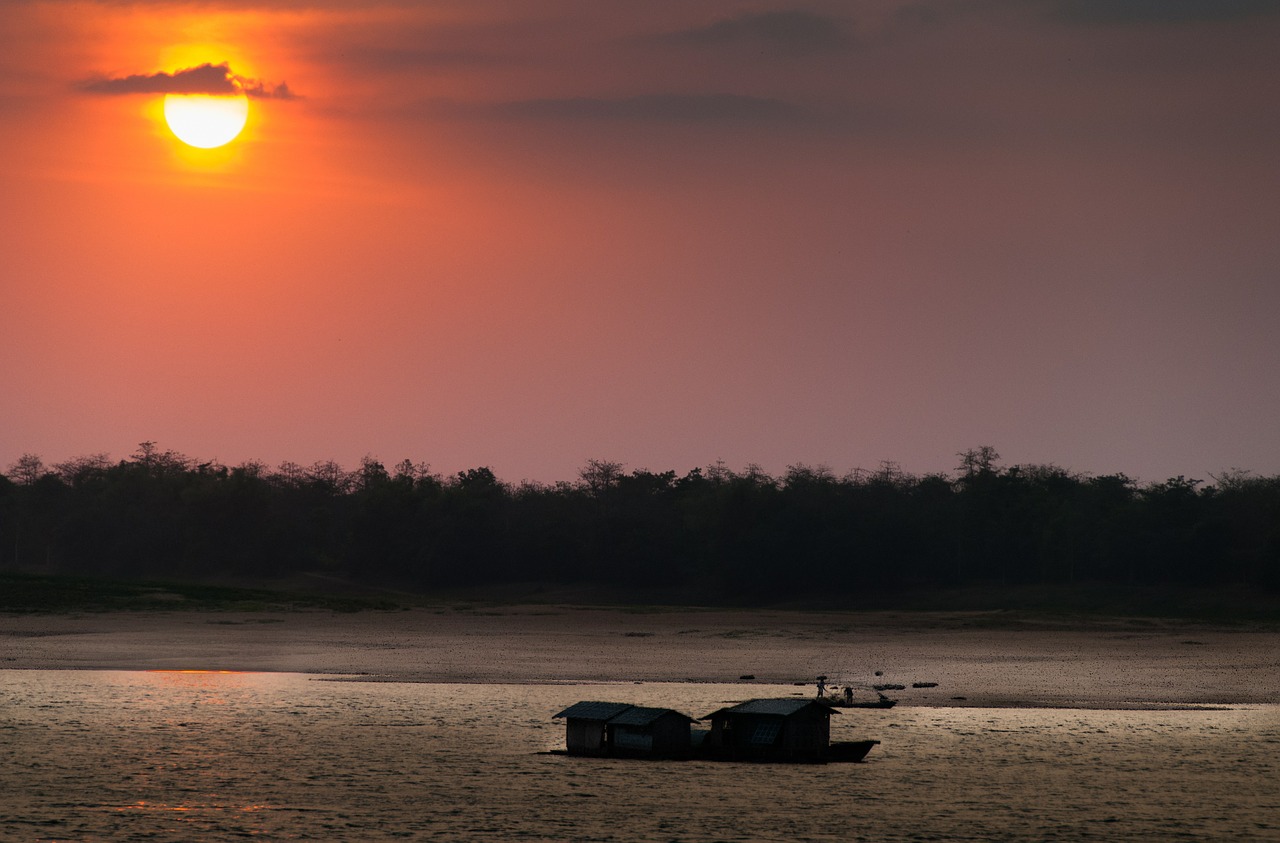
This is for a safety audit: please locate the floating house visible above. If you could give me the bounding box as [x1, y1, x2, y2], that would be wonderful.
[553, 698, 877, 763]
[553, 701, 635, 756]
[701, 698, 837, 762]
[553, 701, 697, 757]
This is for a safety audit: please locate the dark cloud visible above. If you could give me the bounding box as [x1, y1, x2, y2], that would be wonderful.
[649, 10, 852, 54]
[78, 63, 298, 99]
[238, 79, 298, 101]
[486, 93, 802, 123]
[1053, 0, 1280, 25]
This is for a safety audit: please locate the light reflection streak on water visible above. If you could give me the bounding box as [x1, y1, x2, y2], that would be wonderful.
[142, 669, 255, 705]
[0, 670, 1276, 841]
[114, 800, 268, 813]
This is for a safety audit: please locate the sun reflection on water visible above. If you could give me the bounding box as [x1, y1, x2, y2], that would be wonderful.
[142, 669, 259, 704]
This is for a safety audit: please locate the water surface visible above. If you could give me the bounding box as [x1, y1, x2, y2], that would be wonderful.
[1, 671, 1276, 841]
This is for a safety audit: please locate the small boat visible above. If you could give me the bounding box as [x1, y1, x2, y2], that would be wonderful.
[819, 693, 897, 709]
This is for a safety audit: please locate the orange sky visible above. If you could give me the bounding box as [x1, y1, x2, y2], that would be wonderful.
[3, 1, 1279, 482]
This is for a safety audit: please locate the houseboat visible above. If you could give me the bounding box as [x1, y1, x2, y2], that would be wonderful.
[553, 701, 697, 758]
[553, 698, 878, 763]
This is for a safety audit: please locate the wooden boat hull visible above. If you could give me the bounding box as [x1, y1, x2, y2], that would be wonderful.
[548, 739, 881, 764]
[827, 740, 880, 763]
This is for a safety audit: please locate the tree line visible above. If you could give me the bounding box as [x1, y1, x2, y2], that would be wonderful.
[2, 444, 1278, 600]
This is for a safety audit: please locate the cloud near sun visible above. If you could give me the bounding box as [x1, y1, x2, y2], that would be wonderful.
[78, 62, 297, 100]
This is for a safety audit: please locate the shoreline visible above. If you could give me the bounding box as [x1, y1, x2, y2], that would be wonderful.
[3, 605, 1277, 710]
[0, 665, 1261, 711]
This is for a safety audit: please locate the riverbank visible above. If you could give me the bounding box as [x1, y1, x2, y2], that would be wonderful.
[2, 605, 1276, 709]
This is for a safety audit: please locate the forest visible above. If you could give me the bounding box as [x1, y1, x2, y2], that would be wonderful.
[2, 444, 1278, 603]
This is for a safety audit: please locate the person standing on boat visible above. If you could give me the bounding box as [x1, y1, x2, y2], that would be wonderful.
[816, 677, 827, 697]
[844, 686, 854, 705]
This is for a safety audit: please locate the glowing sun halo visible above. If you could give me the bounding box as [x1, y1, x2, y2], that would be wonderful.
[163, 93, 248, 148]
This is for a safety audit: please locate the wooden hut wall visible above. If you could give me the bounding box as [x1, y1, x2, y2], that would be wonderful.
[708, 710, 831, 758]
[565, 719, 607, 755]
[713, 714, 776, 750]
[651, 712, 692, 751]
[606, 712, 691, 754]
[781, 714, 829, 757]
[609, 724, 653, 751]
[706, 714, 731, 749]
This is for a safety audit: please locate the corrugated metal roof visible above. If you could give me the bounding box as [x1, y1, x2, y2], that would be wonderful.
[701, 698, 839, 719]
[553, 701, 634, 721]
[606, 706, 696, 727]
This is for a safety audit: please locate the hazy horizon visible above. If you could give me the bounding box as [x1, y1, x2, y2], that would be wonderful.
[4, 442, 1276, 488]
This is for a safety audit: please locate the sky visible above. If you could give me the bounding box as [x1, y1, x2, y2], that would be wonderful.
[2, 0, 1278, 484]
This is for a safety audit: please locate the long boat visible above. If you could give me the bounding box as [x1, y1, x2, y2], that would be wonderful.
[819, 694, 898, 709]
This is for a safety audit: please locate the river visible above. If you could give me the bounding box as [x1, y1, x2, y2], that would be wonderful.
[1, 670, 1276, 841]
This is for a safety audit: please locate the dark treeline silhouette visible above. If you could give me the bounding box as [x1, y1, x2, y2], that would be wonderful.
[2, 444, 1278, 601]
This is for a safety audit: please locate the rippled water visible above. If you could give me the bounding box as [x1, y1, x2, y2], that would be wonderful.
[1, 670, 1276, 841]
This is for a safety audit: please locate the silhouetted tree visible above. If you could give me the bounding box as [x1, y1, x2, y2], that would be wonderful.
[3, 445, 1278, 600]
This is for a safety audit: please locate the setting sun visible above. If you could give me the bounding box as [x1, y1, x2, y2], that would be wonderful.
[163, 93, 248, 148]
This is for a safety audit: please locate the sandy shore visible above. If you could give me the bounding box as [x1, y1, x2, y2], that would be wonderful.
[2, 606, 1276, 709]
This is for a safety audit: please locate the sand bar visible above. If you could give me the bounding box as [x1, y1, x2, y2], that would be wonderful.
[2, 606, 1276, 709]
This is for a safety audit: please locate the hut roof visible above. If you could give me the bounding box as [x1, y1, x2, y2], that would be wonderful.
[553, 701, 635, 721]
[607, 706, 697, 727]
[701, 698, 839, 720]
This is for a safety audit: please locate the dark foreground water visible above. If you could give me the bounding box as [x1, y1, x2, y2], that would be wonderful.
[1, 670, 1276, 841]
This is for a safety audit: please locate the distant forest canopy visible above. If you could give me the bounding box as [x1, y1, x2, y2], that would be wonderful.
[2, 443, 1278, 598]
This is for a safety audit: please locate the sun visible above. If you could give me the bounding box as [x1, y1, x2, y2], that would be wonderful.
[163, 93, 249, 148]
